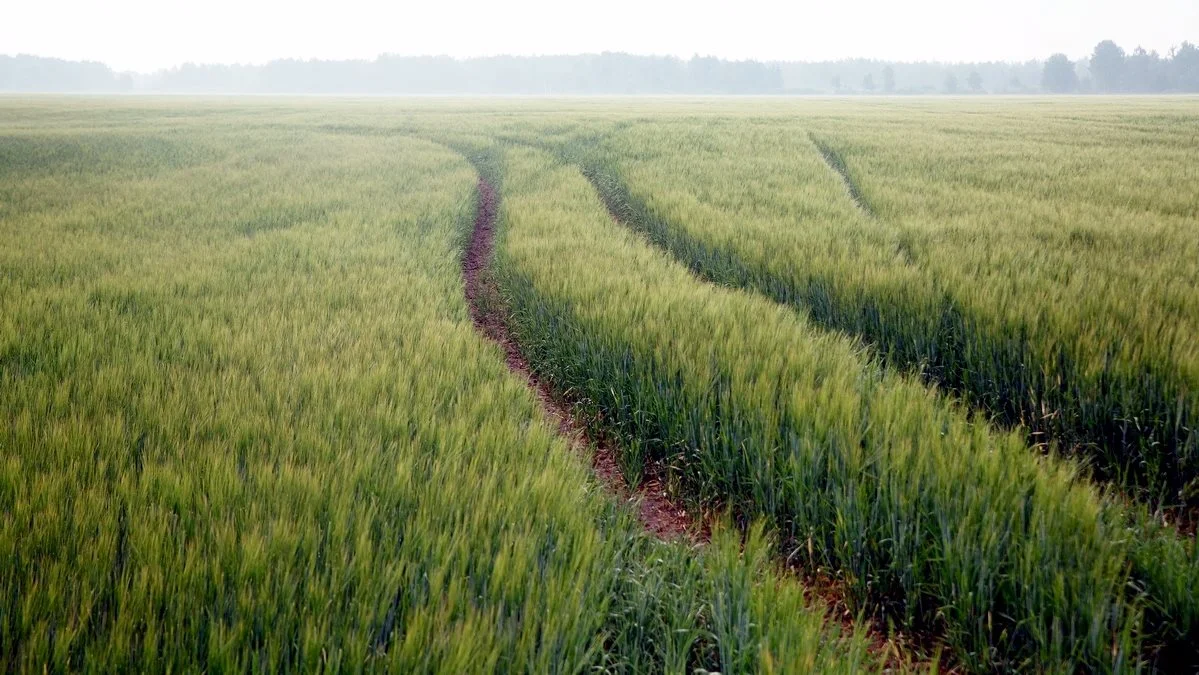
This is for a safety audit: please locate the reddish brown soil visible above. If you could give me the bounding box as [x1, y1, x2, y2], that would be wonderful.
[794, 567, 954, 673]
[464, 177, 697, 542]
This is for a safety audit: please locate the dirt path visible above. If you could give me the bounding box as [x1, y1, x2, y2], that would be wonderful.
[463, 177, 697, 542]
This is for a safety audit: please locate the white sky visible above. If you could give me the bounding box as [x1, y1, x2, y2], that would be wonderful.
[4, 0, 1198, 72]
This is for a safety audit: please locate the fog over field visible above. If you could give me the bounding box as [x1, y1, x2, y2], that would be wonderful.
[2, 0, 1198, 93]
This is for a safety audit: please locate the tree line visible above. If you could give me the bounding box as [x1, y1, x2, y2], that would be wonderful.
[0, 53, 783, 94]
[1042, 40, 1199, 93]
[778, 60, 1045, 94]
[2, 41, 1197, 94]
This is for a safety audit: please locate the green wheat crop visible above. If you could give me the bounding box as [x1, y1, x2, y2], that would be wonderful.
[562, 98, 1199, 507]
[0, 99, 878, 673]
[491, 141, 1198, 673]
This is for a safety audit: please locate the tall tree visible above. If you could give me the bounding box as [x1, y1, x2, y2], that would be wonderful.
[862, 73, 875, 92]
[968, 71, 983, 91]
[882, 65, 895, 92]
[1091, 40, 1127, 91]
[1125, 47, 1165, 92]
[1175, 42, 1199, 91]
[1042, 53, 1079, 93]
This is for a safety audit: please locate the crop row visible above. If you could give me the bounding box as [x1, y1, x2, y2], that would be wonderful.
[563, 111, 1199, 507]
[491, 142, 1198, 672]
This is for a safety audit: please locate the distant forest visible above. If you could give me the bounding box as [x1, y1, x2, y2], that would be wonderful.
[3, 40, 1198, 94]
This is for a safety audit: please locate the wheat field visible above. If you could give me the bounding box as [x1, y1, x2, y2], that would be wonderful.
[2, 96, 1197, 673]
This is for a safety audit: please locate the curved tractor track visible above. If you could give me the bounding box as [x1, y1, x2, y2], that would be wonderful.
[463, 177, 698, 542]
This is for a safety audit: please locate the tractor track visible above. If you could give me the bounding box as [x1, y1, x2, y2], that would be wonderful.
[463, 176, 699, 542]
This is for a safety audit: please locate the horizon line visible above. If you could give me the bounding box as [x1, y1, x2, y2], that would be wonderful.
[4, 50, 1085, 76]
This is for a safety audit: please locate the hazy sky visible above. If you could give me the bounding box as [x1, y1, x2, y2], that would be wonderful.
[5, 0, 1198, 71]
